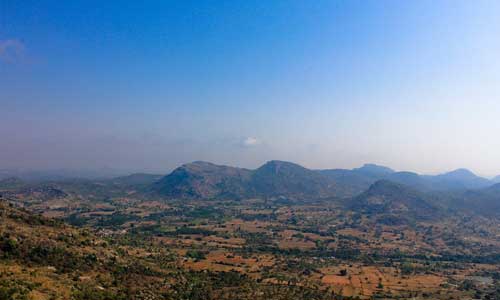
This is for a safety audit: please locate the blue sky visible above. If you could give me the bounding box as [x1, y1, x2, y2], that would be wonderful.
[1, 1, 500, 175]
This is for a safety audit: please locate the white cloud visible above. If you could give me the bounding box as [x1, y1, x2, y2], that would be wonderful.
[0, 39, 25, 63]
[242, 137, 261, 147]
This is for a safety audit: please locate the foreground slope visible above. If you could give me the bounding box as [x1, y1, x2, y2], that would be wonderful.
[0, 200, 167, 299]
[1, 200, 346, 300]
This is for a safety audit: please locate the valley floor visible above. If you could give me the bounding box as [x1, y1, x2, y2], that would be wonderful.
[1, 195, 499, 299]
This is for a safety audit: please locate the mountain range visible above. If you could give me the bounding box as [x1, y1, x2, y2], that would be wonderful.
[2, 161, 499, 217]
[151, 160, 338, 200]
[151, 161, 497, 199]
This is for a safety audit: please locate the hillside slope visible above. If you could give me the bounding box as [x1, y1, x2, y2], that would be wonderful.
[0, 200, 340, 300]
[151, 161, 252, 199]
[348, 180, 441, 222]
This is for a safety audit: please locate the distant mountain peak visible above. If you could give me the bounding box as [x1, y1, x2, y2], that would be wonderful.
[433, 168, 492, 190]
[251, 160, 335, 199]
[259, 160, 307, 171]
[439, 168, 480, 181]
[444, 168, 476, 176]
[190, 160, 216, 165]
[183, 161, 218, 168]
[354, 163, 394, 175]
[152, 161, 251, 199]
[178, 161, 249, 173]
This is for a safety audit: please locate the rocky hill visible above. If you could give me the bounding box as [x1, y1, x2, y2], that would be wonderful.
[348, 180, 441, 222]
[248, 160, 336, 199]
[151, 160, 339, 200]
[152, 161, 253, 199]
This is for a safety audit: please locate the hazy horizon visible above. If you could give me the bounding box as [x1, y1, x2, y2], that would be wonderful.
[2, 1, 500, 176]
[1, 160, 498, 180]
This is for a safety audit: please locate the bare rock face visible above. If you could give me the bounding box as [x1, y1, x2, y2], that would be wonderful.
[152, 161, 252, 199]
